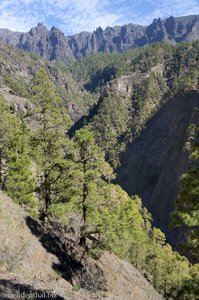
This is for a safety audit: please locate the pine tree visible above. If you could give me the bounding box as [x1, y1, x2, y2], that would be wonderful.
[176, 264, 199, 300]
[31, 68, 71, 220]
[172, 142, 199, 261]
[5, 124, 35, 206]
[68, 128, 114, 246]
[97, 188, 147, 264]
[0, 95, 18, 190]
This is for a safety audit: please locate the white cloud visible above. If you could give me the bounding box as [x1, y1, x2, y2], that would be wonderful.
[0, 0, 124, 33]
[0, 0, 199, 35]
[136, 0, 199, 24]
[0, 0, 44, 31]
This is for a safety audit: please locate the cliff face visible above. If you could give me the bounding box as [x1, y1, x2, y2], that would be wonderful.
[21, 25, 76, 61]
[140, 15, 199, 45]
[116, 91, 199, 244]
[1, 15, 199, 61]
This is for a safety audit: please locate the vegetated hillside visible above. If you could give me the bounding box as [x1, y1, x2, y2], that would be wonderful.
[0, 192, 164, 300]
[0, 74, 196, 300]
[69, 41, 199, 163]
[67, 41, 199, 246]
[0, 41, 96, 120]
[1, 15, 199, 61]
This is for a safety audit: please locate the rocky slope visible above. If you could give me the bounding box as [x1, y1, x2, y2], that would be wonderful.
[1, 15, 199, 61]
[0, 192, 162, 300]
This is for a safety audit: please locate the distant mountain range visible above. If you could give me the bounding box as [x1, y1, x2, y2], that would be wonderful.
[1, 15, 199, 61]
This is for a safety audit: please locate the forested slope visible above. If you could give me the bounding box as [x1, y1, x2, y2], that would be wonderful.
[0, 37, 198, 299]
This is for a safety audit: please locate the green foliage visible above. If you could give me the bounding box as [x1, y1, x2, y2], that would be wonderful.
[69, 44, 165, 90]
[55, 85, 97, 116]
[64, 128, 114, 244]
[87, 94, 131, 167]
[70, 52, 124, 86]
[5, 124, 36, 207]
[0, 39, 96, 117]
[72, 285, 81, 292]
[3, 75, 30, 97]
[172, 142, 199, 261]
[69, 41, 199, 169]
[31, 68, 72, 218]
[0, 95, 36, 211]
[85, 65, 118, 92]
[86, 187, 191, 299]
[176, 264, 199, 300]
[132, 198, 191, 299]
[144, 234, 190, 298]
[84, 72, 166, 168]
[0, 95, 19, 189]
[131, 73, 166, 137]
[95, 189, 147, 261]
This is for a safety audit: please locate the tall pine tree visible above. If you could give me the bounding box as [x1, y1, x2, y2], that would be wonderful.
[5, 124, 35, 206]
[67, 128, 114, 246]
[172, 142, 199, 261]
[0, 95, 18, 190]
[31, 68, 71, 220]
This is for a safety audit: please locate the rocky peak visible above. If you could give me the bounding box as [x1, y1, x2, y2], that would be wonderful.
[144, 18, 166, 43]
[1, 14, 199, 61]
[95, 26, 103, 35]
[50, 26, 64, 35]
[164, 16, 176, 39]
[49, 26, 66, 49]
[29, 23, 48, 36]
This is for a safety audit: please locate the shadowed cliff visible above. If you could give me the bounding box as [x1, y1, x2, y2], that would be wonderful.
[116, 91, 199, 244]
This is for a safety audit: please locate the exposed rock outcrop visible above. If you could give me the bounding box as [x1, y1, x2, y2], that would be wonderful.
[1, 15, 199, 61]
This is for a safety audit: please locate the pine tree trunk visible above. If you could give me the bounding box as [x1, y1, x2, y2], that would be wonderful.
[80, 160, 88, 247]
[44, 172, 51, 213]
[82, 182, 88, 225]
[0, 148, 2, 190]
[42, 110, 52, 219]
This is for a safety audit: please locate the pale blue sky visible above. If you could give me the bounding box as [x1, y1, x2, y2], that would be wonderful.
[0, 0, 199, 35]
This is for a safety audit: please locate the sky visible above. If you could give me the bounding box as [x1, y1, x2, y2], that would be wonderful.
[0, 0, 199, 36]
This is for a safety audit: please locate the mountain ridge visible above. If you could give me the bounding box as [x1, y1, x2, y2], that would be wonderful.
[1, 14, 199, 61]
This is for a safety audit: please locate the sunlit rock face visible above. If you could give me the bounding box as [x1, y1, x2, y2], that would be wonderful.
[1, 15, 199, 62]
